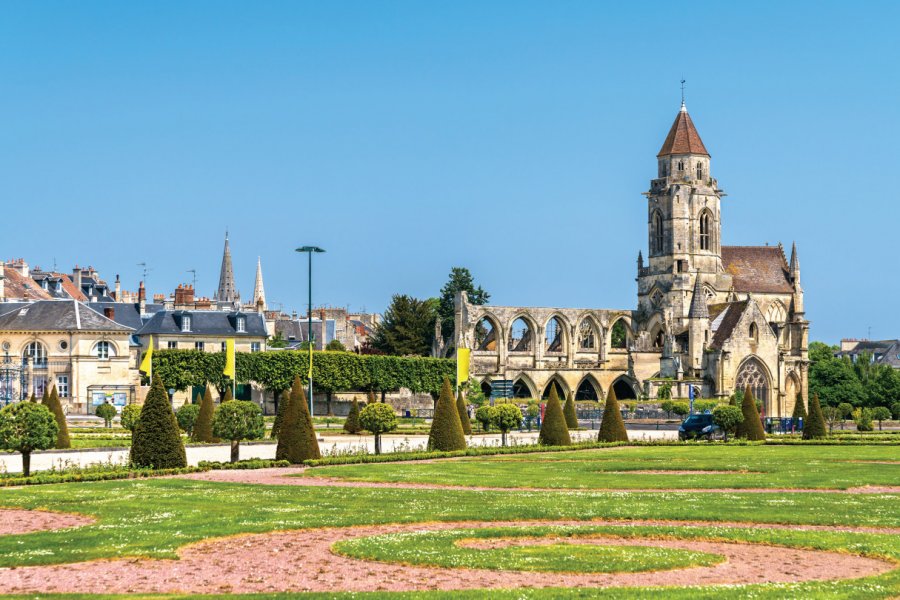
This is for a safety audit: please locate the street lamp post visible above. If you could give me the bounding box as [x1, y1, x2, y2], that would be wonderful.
[295, 246, 325, 416]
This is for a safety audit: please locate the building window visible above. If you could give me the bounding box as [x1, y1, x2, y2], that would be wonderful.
[94, 341, 112, 360]
[221, 342, 227, 353]
[57, 375, 69, 398]
[699, 211, 711, 250]
[251, 342, 261, 353]
[696, 162, 703, 180]
[651, 211, 664, 255]
[236, 317, 246, 333]
[23, 342, 47, 367]
[195, 341, 205, 351]
[749, 323, 759, 342]
[181, 315, 191, 332]
[167, 341, 177, 349]
[677, 160, 684, 171]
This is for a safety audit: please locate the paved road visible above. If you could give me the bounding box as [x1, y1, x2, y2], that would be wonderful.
[0, 428, 677, 474]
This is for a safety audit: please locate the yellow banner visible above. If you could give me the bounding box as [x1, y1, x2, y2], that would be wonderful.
[224, 338, 236, 379]
[456, 347, 470, 386]
[139, 336, 153, 375]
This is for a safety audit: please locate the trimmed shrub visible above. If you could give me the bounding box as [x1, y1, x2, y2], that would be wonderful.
[213, 400, 265, 462]
[671, 402, 690, 418]
[120, 404, 142, 433]
[0, 401, 58, 476]
[456, 391, 473, 435]
[803, 393, 827, 439]
[538, 386, 571, 446]
[275, 375, 321, 463]
[871, 406, 892, 430]
[222, 386, 234, 403]
[427, 377, 467, 452]
[475, 405, 493, 432]
[95, 402, 117, 428]
[491, 403, 522, 447]
[597, 386, 628, 443]
[359, 403, 398, 454]
[712, 405, 743, 441]
[130, 375, 187, 469]
[42, 385, 70, 449]
[271, 389, 287, 439]
[176, 404, 201, 436]
[343, 399, 363, 434]
[739, 386, 766, 441]
[192, 385, 217, 443]
[853, 407, 874, 432]
[791, 393, 807, 422]
[563, 392, 578, 430]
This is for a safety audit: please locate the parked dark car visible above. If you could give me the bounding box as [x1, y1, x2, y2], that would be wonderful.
[678, 413, 715, 440]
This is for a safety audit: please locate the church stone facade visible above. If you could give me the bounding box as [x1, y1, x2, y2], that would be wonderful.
[455, 103, 809, 417]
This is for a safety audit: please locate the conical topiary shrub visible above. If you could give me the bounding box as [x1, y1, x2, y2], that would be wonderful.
[427, 377, 467, 451]
[739, 386, 766, 441]
[222, 386, 233, 402]
[192, 385, 216, 443]
[343, 398, 362, 434]
[271, 389, 287, 439]
[42, 385, 70, 449]
[538, 386, 572, 446]
[456, 391, 473, 436]
[598, 386, 628, 442]
[130, 375, 187, 468]
[275, 375, 321, 462]
[791, 392, 807, 431]
[563, 391, 578, 430]
[803, 393, 827, 439]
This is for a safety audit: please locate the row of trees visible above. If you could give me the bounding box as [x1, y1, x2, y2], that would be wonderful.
[809, 341, 900, 411]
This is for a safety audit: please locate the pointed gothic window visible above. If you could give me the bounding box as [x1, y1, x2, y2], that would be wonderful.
[677, 160, 684, 171]
[699, 211, 711, 251]
[652, 212, 664, 255]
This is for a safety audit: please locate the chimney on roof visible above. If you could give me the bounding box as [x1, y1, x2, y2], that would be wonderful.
[104, 307, 115, 320]
[174, 284, 195, 307]
[73, 266, 82, 294]
[114, 275, 121, 302]
[138, 280, 146, 316]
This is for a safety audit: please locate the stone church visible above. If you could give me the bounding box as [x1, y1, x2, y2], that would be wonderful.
[454, 102, 809, 417]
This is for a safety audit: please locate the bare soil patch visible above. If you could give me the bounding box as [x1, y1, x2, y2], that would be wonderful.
[0, 519, 892, 594]
[0, 509, 95, 536]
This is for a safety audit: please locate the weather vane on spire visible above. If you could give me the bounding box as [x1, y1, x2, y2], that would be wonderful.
[680, 78, 686, 108]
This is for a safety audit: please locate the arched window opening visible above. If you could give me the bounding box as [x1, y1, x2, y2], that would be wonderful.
[610, 319, 628, 349]
[23, 342, 47, 367]
[94, 341, 115, 360]
[677, 160, 685, 171]
[542, 379, 566, 401]
[736, 358, 769, 411]
[545, 317, 566, 353]
[474, 317, 498, 351]
[653, 329, 665, 349]
[612, 378, 637, 400]
[577, 319, 597, 350]
[749, 322, 759, 342]
[699, 211, 711, 250]
[575, 378, 600, 401]
[508, 318, 533, 352]
[766, 302, 786, 324]
[480, 380, 493, 399]
[651, 212, 664, 255]
[512, 378, 532, 399]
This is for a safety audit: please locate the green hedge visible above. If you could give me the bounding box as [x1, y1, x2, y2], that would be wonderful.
[151, 349, 455, 395]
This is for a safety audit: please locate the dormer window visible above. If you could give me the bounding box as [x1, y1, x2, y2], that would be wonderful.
[181, 315, 191, 332]
[236, 316, 246, 333]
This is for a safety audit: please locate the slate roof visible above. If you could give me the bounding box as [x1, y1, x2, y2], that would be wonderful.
[0, 300, 133, 332]
[30, 272, 87, 301]
[657, 107, 709, 157]
[687, 276, 708, 319]
[722, 246, 794, 294]
[709, 300, 749, 349]
[87, 302, 146, 330]
[2, 267, 52, 301]
[137, 310, 267, 336]
[837, 340, 900, 369]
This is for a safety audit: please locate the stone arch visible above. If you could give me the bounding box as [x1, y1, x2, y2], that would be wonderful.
[609, 317, 630, 350]
[22, 340, 48, 366]
[512, 374, 537, 399]
[575, 374, 602, 401]
[784, 371, 800, 415]
[480, 377, 493, 399]
[544, 314, 570, 354]
[735, 356, 771, 411]
[611, 375, 639, 400]
[576, 315, 601, 350]
[650, 209, 664, 255]
[473, 313, 501, 352]
[698, 208, 715, 251]
[766, 300, 787, 324]
[507, 314, 537, 353]
[541, 375, 569, 401]
[749, 322, 759, 342]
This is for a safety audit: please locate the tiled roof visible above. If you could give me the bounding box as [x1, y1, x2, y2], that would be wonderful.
[657, 107, 709, 157]
[0, 300, 133, 332]
[710, 300, 749, 349]
[2, 267, 52, 301]
[722, 246, 794, 294]
[137, 310, 267, 337]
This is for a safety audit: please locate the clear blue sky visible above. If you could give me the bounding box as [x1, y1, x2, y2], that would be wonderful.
[2, 1, 898, 344]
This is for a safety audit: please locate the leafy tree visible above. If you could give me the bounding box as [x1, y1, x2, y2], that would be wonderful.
[837, 402, 854, 429]
[671, 402, 690, 418]
[267, 331, 288, 348]
[563, 392, 578, 430]
[325, 339, 346, 352]
[192, 385, 217, 443]
[465, 379, 488, 408]
[660, 399, 675, 418]
[712, 405, 743, 441]
[427, 377, 467, 451]
[359, 403, 398, 455]
[822, 405, 842, 434]
[343, 398, 363, 434]
[597, 386, 628, 442]
[803, 393, 828, 439]
[213, 400, 265, 462]
[95, 402, 117, 428]
[738, 386, 766, 441]
[371, 294, 438, 357]
[893, 401, 900, 420]
[610, 320, 628, 349]
[539, 386, 571, 446]
[367, 390, 377, 405]
[120, 404, 142, 433]
[808, 342, 865, 407]
[437, 267, 490, 345]
[176, 404, 201, 436]
[491, 403, 522, 446]
[853, 407, 874, 432]
[871, 406, 891, 430]
[275, 375, 321, 463]
[456, 391, 473, 435]
[524, 401, 540, 431]
[130, 375, 187, 469]
[0, 402, 58, 476]
[657, 383, 672, 401]
[41, 386, 70, 449]
[475, 405, 493, 432]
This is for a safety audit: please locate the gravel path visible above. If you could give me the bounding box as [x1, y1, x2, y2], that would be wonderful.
[0, 518, 892, 594]
[0, 509, 95, 535]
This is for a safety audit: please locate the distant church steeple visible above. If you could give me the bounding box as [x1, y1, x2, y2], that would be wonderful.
[253, 257, 266, 312]
[215, 231, 238, 304]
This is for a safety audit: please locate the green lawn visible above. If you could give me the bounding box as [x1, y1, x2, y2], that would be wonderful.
[304, 444, 900, 490]
[0, 444, 898, 598]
